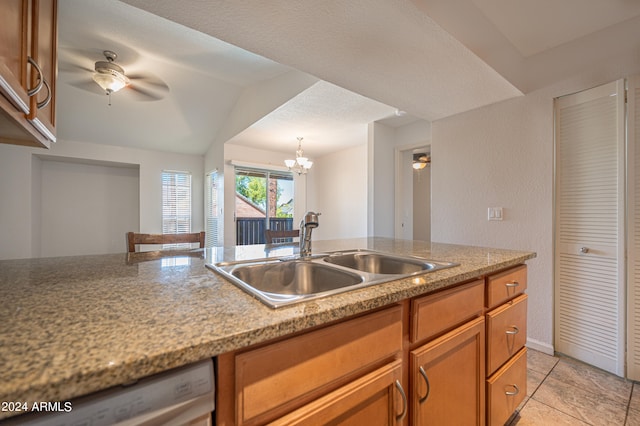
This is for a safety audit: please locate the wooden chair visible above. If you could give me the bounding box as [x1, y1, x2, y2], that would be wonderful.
[264, 229, 300, 244]
[127, 231, 205, 253]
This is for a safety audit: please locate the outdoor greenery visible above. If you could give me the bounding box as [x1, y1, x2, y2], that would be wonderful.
[235, 175, 293, 218]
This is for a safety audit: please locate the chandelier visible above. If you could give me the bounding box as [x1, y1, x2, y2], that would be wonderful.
[284, 137, 313, 175]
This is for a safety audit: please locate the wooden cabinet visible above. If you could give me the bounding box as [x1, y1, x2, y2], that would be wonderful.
[0, 0, 57, 148]
[271, 360, 406, 425]
[484, 265, 528, 425]
[486, 294, 528, 375]
[410, 316, 486, 426]
[217, 305, 404, 425]
[487, 347, 527, 426]
[217, 266, 528, 425]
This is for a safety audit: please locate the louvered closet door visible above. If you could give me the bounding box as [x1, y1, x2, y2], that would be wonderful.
[555, 80, 625, 377]
[628, 76, 640, 380]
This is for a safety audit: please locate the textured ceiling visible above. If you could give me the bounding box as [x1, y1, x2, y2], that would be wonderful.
[56, 0, 640, 156]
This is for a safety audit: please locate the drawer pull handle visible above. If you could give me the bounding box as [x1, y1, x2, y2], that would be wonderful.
[505, 326, 519, 335]
[418, 366, 430, 403]
[395, 380, 408, 422]
[505, 281, 519, 288]
[505, 384, 520, 396]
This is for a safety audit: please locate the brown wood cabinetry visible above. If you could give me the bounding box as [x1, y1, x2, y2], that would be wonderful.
[217, 305, 404, 425]
[410, 316, 486, 425]
[217, 266, 528, 425]
[0, 0, 57, 148]
[271, 360, 406, 425]
[484, 265, 528, 426]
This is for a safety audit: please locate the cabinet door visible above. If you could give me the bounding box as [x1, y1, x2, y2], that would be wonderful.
[0, 0, 30, 112]
[410, 316, 486, 426]
[270, 360, 406, 426]
[27, 0, 56, 141]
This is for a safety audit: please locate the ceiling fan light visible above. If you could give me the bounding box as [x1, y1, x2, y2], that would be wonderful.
[412, 162, 427, 170]
[92, 71, 128, 93]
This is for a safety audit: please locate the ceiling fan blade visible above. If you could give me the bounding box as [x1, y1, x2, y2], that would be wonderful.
[68, 80, 105, 96]
[125, 85, 164, 102]
[59, 62, 93, 73]
[127, 73, 170, 92]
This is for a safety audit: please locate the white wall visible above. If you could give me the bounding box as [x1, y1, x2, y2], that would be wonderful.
[306, 144, 368, 241]
[431, 69, 640, 354]
[368, 122, 396, 237]
[0, 139, 204, 259]
[38, 159, 139, 257]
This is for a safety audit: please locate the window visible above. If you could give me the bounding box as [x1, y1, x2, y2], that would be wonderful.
[234, 167, 294, 245]
[162, 170, 191, 248]
[205, 171, 220, 247]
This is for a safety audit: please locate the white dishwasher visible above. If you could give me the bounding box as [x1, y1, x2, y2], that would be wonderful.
[3, 359, 215, 426]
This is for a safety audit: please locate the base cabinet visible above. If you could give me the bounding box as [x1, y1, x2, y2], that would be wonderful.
[410, 317, 486, 426]
[487, 347, 527, 426]
[271, 360, 405, 426]
[217, 265, 528, 426]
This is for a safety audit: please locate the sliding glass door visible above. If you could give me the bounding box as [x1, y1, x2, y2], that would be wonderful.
[235, 167, 294, 245]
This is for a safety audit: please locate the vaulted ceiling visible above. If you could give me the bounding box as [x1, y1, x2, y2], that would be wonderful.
[56, 0, 640, 157]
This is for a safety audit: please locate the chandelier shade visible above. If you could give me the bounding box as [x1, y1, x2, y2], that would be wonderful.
[285, 137, 313, 175]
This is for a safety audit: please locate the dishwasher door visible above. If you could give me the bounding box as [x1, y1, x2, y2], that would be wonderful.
[4, 359, 215, 426]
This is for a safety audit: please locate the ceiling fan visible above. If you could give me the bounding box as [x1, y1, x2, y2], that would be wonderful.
[65, 49, 169, 106]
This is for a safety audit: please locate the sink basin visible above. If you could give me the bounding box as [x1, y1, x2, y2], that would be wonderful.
[208, 250, 458, 308]
[324, 251, 436, 274]
[231, 260, 363, 295]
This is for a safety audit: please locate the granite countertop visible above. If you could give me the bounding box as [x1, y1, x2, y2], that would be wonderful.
[0, 237, 535, 420]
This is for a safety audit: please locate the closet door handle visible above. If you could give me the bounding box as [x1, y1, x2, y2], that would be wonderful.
[418, 366, 431, 403]
[395, 380, 407, 422]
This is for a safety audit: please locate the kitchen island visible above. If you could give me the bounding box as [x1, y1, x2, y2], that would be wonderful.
[0, 237, 535, 422]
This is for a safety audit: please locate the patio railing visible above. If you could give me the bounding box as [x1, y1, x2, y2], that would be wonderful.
[236, 217, 294, 245]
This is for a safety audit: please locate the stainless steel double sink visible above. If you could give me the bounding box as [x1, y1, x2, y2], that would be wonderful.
[208, 249, 458, 308]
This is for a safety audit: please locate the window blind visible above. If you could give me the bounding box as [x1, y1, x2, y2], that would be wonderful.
[162, 170, 192, 248]
[205, 171, 219, 247]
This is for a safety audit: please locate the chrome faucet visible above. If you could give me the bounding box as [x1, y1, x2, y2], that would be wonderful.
[299, 211, 320, 257]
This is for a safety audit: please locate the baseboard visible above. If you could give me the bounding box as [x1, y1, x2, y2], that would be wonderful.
[526, 338, 554, 355]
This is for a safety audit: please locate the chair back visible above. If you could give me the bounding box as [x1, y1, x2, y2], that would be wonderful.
[127, 231, 205, 253]
[264, 229, 300, 244]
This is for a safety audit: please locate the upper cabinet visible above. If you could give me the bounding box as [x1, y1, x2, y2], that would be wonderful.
[0, 0, 57, 148]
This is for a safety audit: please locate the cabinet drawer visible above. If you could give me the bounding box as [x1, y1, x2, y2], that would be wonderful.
[487, 347, 527, 426]
[235, 305, 403, 425]
[411, 279, 484, 343]
[270, 360, 405, 425]
[486, 265, 527, 309]
[486, 294, 527, 375]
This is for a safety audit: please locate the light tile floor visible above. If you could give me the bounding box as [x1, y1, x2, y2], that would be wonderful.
[509, 349, 639, 425]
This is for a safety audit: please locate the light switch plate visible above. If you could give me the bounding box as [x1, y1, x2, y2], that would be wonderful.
[488, 207, 503, 221]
